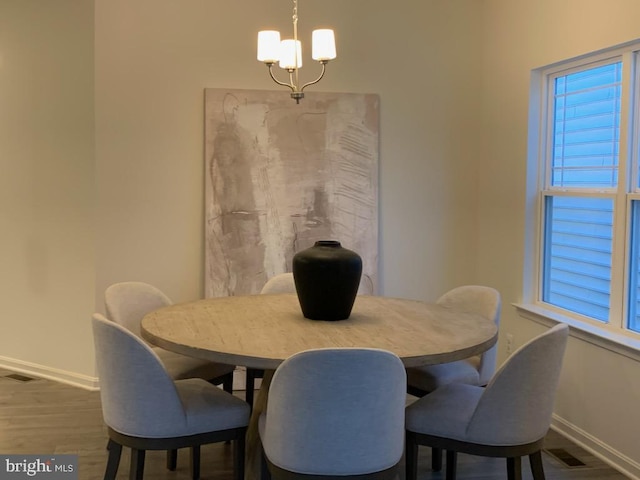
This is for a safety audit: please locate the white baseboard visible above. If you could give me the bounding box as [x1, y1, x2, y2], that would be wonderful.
[0, 355, 262, 394]
[0, 355, 99, 391]
[551, 414, 640, 480]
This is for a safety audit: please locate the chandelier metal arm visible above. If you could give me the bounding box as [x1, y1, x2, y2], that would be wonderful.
[300, 60, 328, 92]
[265, 63, 297, 92]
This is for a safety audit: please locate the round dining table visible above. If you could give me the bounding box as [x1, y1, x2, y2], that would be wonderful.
[141, 293, 498, 369]
[141, 293, 498, 480]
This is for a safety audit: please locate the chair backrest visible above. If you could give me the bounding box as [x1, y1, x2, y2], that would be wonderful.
[92, 313, 187, 437]
[260, 273, 296, 294]
[261, 272, 374, 295]
[436, 285, 501, 384]
[357, 275, 374, 295]
[466, 323, 569, 445]
[104, 281, 172, 338]
[261, 348, 406, 476]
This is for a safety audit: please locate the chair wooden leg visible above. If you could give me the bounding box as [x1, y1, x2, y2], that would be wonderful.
[222, 372, 234, 394]
[432, 447, 443, 471]
[104, 439, 122, 480]
[404, 432, 418, 480]
[246, 369, 256, 411]
[445, 450, 457, 480]
[190, 445, 201, 480]
[222, 373, 235, 445]
[507, 457, 523, 480]
[260, 449, 271, 480]
[166, 449, 177, 471]
[129, 449, 145, 480]
[529, 450, 546, 480]
[234, 435, 246, 480]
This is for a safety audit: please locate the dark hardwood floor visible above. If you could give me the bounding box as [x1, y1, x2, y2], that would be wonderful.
[0, 368, 629, 479]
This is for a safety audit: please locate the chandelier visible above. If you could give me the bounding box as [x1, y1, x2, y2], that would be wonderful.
[257, 0, 336, 104]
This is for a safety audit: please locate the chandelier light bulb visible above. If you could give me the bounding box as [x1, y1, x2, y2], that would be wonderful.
[279, 39, 302, 70]
[257, 30, 281, 63]
[312, 29, 336, 61]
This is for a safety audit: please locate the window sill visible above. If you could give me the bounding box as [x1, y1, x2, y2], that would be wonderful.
[514, 303, 640, 363]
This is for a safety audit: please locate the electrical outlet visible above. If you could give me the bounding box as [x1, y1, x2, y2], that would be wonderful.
[506, 333, 514, 354]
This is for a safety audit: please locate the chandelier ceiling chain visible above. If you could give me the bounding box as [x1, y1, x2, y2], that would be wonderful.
[257, 0, 337, 104]
[292, 0, 298, 30]
[292, 0, 300, 88]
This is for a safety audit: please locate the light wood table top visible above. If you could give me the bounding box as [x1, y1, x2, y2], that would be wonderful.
[141, 294, 498, 369]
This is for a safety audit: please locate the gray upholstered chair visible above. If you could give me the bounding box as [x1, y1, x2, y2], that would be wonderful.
[92, 313, 250, 480]
[105, 282, 235, 390]
[406, 285, 502, 395]
[406, 285, 501, 470]
[260, 272, 296, 295]
[258, 348, 406, 480]
[105, 281, 237, 470]
[405, 323, 569, 480]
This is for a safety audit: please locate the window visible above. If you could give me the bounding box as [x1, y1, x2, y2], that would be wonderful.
[530, 42, 640, 340]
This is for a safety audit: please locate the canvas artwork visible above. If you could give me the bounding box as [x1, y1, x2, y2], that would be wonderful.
[204, 88, 379, 297]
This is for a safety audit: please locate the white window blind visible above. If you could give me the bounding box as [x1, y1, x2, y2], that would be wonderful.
[541, 62, 621, 324]
[542, 195, 613, 322]
[629, 201, 640, 332]
[551, 63, 621, 188]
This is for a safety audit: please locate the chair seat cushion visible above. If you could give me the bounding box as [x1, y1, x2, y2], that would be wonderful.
[176, 379, 250, 435]
[154, 347, 235, 381]
[405, 383, 484, 441]
[406, 358, 480, 393]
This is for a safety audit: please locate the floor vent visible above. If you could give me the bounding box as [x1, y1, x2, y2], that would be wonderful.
[5, 373, 36, 382]
[545, 448, 588, 468]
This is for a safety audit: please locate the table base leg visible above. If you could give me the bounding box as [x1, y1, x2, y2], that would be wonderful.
[245, 369, 274, 480]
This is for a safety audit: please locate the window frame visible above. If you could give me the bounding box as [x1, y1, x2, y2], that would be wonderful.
[518, 40, 640, 359]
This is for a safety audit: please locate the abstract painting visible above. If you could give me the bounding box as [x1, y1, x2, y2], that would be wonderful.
[204, 88, 379, 297]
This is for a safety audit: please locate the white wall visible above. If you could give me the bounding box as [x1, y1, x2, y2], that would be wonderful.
[0, 0, 96, 383]
[480, 0, 640, 475]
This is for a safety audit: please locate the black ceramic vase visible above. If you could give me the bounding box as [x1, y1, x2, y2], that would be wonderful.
[292, 240, 363, 321]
